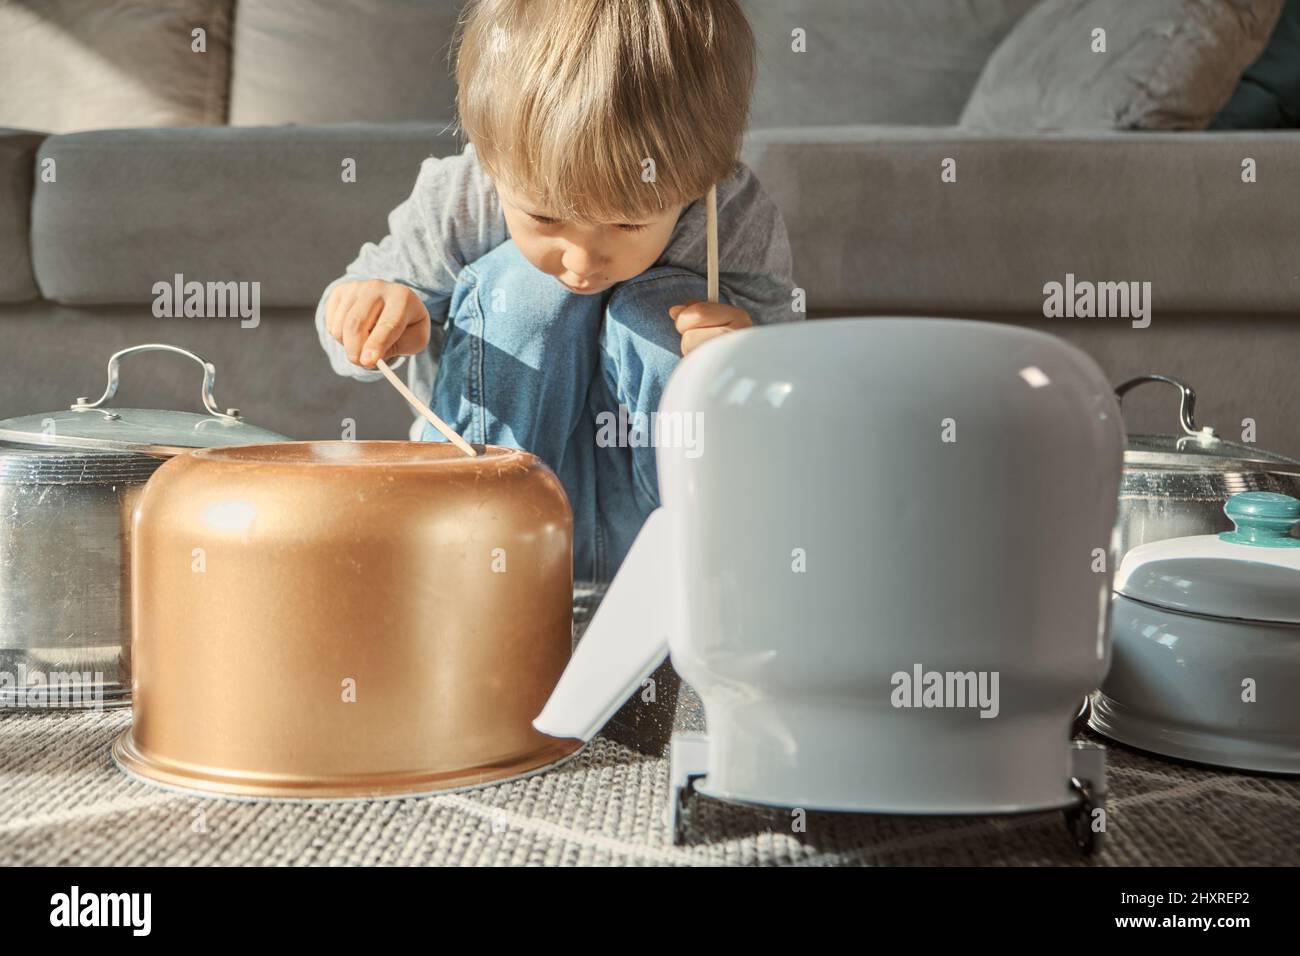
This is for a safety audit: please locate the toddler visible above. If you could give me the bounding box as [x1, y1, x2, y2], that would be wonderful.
[318, 0, 799, 582]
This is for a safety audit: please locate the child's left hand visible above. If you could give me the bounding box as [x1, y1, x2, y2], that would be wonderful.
[668, 301, 753, 356]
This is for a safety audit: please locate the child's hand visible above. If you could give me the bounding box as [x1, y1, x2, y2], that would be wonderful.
[325, 279, 431, 368]
[668, 301, 753, 356]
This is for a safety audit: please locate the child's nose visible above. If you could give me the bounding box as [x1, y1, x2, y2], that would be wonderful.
[562, 245, 603, 277]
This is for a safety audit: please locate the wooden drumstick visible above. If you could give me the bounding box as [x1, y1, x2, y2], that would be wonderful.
[376, 358, 477, 457]
[706, 184, 719, 303]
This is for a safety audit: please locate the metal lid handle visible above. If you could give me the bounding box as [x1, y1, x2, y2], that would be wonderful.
[70, 344, 242, 423]
[1114, 374, 1215, 439]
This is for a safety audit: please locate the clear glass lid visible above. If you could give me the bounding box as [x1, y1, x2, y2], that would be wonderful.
[1117, 375, 1300, 472]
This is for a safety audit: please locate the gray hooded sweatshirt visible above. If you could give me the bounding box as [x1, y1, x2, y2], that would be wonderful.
[315, 142, 798, 437]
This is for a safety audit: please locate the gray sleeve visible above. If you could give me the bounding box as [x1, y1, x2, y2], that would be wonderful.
[719, 165, 799, 326]
[314, 143, 506, 383]
[661, 161, 800, 328]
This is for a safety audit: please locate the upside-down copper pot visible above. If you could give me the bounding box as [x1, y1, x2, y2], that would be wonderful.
[112, 441, 580, 798]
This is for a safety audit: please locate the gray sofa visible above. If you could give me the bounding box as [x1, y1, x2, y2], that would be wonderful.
[1, 0, 1298, 453]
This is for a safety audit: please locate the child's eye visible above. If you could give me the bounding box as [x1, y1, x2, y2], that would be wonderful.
[528, 212, 644, 233]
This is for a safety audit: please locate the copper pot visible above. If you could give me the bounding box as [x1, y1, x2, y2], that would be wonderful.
[112, 441, 580, 798]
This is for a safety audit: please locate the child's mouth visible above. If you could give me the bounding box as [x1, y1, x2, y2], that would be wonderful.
[561, 278, 603, 293]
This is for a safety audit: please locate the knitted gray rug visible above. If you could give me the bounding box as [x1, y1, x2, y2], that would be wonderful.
[1, 706, 1297, 866]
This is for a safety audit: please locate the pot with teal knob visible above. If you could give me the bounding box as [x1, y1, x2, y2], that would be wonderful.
[1091, 491, 1300, 773]
[1114, 375, 1300, 560]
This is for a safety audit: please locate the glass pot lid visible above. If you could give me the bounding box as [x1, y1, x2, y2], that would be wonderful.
[1117, 375, 1300, 473]
[0, 344, 287, 456]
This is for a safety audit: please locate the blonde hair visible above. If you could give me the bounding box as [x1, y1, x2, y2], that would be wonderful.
[452, 0, 755, 223]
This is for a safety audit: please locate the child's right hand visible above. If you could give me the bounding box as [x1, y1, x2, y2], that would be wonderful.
[325, 279, 431, 369]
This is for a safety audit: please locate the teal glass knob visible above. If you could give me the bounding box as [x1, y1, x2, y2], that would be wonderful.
[1219, 491, 1300, 548]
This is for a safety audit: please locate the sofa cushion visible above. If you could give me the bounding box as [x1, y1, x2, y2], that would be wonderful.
[1212, 0, 1300, 128]
[961, 0, 1283, 131]
[227, 0, 461, 125]
[0, 0, 233, 134]
[746, 0, 1040, 127]
[741, 126, 1300, 316]
[30, 124, 462, 307]
[0, 129, 46, 303]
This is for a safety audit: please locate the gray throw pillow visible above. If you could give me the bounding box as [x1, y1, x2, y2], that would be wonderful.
[961, 0, 1284, 131]
[0, 0, 234, 134]
[227, 0, 462, 126]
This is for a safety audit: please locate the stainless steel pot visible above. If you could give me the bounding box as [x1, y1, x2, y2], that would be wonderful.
[0, 344, 285, 710]
[1116, 375, 1300, 558]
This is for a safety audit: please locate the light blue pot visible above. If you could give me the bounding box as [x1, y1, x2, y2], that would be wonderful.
[1094, 492, 1300, 773]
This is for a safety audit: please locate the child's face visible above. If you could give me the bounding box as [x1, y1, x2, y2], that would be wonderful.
[495, 179, 687, 296]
